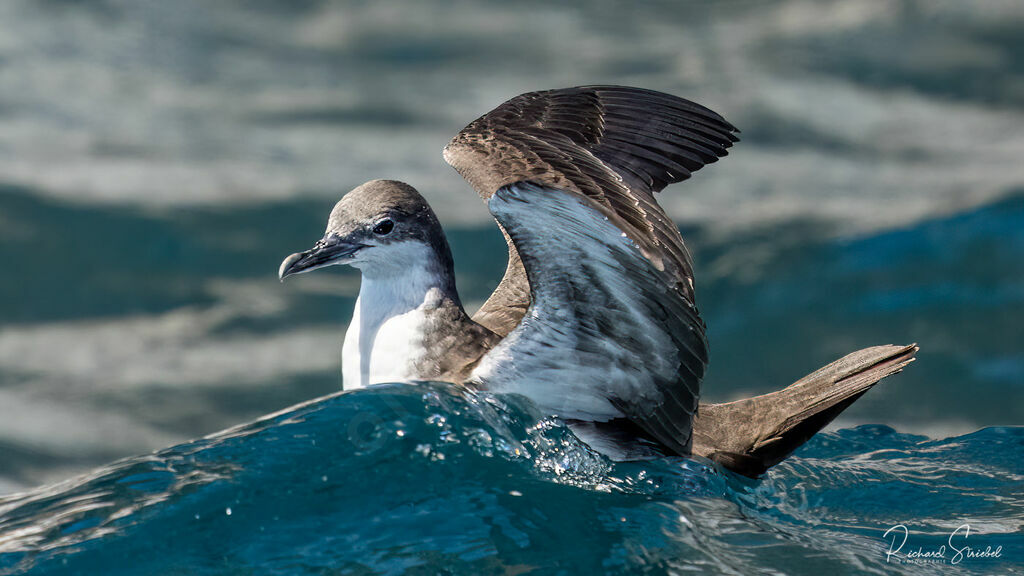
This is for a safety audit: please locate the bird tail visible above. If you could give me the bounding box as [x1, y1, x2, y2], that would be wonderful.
[692, 344, 918, 478]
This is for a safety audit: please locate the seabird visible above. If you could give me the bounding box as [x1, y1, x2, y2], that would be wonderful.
[279, 86, 917, 477]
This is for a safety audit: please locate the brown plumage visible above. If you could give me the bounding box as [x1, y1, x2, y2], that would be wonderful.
[444, 86, 739, 335]
[284, 86, 917, 478]
[693, 344, 918, 477]
[443, 86, 915, 477]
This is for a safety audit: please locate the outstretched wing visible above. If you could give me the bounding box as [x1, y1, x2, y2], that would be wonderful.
[443, 85, 738, 336]
[470, 183, 706, 455]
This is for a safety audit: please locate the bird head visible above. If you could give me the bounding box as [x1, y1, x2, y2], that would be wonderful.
[279, 179, 448, 281]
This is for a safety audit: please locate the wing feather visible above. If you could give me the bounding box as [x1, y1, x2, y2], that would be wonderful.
[471, 183, 705, 455]
[443, 85, 738, 338]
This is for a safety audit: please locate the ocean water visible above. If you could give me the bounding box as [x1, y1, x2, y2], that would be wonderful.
[1, 0, 1024, 573]
[1, 383, 1022, 575]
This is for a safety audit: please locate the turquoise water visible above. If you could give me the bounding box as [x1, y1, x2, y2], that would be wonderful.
[1, 383, 1021, 575]
[1, 0, 1024, 573]
[2, 188, 1022, 573]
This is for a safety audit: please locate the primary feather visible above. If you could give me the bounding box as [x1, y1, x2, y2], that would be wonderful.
[443, 85, 739, 335]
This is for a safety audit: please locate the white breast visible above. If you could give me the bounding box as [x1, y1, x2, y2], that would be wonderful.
[342, 298, 430, 389]
[340, 252, 445, 390]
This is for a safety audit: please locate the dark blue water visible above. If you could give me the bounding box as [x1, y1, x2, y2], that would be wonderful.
[1, 383, 1021, 575]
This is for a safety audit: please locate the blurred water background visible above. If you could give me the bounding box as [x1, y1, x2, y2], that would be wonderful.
[0, 1, 1022, 571]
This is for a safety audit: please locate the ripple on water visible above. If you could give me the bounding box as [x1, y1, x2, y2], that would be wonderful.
[0, 383, 1021, 575]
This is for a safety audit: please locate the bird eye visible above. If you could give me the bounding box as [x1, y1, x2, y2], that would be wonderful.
[372, 218, 395, 236]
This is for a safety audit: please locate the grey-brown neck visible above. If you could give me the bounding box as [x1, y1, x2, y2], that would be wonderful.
[276, 179, 499, 388]
[342, 232, 499, 388]
[303, 178, 499, 385]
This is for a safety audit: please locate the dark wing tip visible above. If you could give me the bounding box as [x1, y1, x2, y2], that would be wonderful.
[445, 85, 740, 197]
[448, 85, 734, 334]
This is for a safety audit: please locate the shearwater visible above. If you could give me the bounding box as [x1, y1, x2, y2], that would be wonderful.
[279, 86, 917, 477]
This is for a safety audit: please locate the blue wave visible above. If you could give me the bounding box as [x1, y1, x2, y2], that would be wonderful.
[1, 383, 1021, 575]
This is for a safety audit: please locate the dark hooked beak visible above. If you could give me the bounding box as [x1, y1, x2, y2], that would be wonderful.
[279, 236, 367, 281]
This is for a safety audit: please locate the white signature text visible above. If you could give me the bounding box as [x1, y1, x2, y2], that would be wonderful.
[883, 524, 1003, 565]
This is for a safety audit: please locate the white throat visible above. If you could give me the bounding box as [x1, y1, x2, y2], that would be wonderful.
[341, 246, 449, 390]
